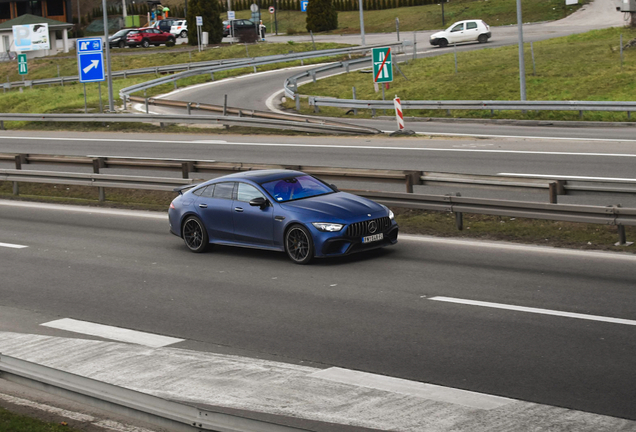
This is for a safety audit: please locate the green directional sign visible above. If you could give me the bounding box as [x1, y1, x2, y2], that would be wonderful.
[17, 54, 27, 75]
[372, 47, 393, 84]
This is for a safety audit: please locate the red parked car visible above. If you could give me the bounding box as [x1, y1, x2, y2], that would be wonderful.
[126, 28, 176, 48]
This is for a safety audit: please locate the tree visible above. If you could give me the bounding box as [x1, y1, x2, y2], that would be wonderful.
[306, 0, 337, 32]
[187, 0, 224, 45]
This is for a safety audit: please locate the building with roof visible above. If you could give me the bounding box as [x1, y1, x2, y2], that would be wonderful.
[0, 14, 72, 58]
[0, 0, 72, 24]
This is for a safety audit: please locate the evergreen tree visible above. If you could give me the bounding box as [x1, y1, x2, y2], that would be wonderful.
[306, 0, 337, 31]
[187, 0, 224, 45]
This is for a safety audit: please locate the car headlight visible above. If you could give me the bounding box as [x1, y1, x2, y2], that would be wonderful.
[312, 222, 344, 232]
[388, 209, 394, 220]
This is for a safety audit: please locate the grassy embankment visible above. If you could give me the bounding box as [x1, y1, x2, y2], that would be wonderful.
[238, 0, 587, 35]
[0, 406, 82, 432]
[285, 27, 636, 122]
[0, 41, 351, 132]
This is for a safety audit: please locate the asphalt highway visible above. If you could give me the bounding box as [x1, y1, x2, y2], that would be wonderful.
[1, 201, 635, 422]
[2, 131, 636, 205]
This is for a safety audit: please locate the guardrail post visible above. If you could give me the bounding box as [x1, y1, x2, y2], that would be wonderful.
[295, 93, 300, 112]
[174, 80, 178, 89]
[549, 182, 558, 204]
[13, 154, 25, 196]
[187, 103, 191, 115]
[579, 110, 583, 119]
[181, 162, 193, 179]
[253, 66, 257, 73]
[145, 98, 149, 114]
[223, 94, 228, 116]
[455, 211, 464, 231]
[405, 171, 421, 193]
[210, 72, 214, 81]
[310, 70, 316, 83]
[301, 59, 304, 66]
[372, 108, 376, 118]
[345, 62, 350, 73]
[0, 121, 4, 130]
[352, 87, 357, 116]
[556, 180, 565, 196]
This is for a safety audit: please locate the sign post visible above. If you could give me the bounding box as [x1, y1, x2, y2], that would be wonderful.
[76, 37, 105, 114]
[17, 54, 27, 75]
[372, 47, 393, 84]
[196, 16, 202, 52]
[269, 6, 274, 33]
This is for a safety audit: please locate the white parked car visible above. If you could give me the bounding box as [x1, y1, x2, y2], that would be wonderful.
[430, 20, 491, 47]
[170, 20, 188, 38]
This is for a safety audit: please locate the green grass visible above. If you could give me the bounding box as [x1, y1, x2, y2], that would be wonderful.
[236, 0, 587, 35]
[0, 406, 82, 432]
[287, 27, 636, 122]
[0, 42, 353, 118]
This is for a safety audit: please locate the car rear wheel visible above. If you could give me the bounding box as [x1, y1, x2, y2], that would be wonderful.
[182, 216, 209, 253]
[141, 39, 150, 48]
[285, 225, 314, 264]
[478, 34, 488, 43]
[118, 40, 125, 48]
[180, 30, 187, 38]
[438, 38, 448, 48]
[166, 38, 175, 47]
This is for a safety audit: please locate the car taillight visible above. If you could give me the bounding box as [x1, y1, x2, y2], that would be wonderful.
[170, 202, 176, 209]
[226, 24, 230, 28]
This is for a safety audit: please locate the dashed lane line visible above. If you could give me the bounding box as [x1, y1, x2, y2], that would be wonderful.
[41, 318, 184, 348]
[429, 296, 636, 326]
[0, 242, 28, 249]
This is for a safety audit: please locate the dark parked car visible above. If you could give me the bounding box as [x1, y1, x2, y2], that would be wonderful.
[108, 28, 136, 48]
[169, 170, 398, 264]
[151, 18, 180, 33]
[222, 19, 262, 37]
[126, 28, 176, 48]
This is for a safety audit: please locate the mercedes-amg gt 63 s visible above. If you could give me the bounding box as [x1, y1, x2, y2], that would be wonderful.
[169, 170, 398, 264]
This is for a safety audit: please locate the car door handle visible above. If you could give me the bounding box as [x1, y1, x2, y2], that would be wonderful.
[199, 204, 208, 208]
[234, 207, 244, 212]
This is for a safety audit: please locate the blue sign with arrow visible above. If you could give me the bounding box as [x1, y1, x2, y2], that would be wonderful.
[76, 38, 105, 83]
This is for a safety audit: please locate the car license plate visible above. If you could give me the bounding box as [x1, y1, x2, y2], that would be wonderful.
[362, 233, 383, 243]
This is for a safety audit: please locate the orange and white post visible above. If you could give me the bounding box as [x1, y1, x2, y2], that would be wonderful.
[393, 95, 405, 130]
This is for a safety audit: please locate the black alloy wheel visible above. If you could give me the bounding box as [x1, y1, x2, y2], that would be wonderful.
[166, 38, 175, 47]
[118, 40, 125, 48]
[285, 225, 314, 264]
[182, 216, 209, 253]
[478, 34, 488, 43]
[180, 30, 187, 38]
[141, 39, 150, 48]
[438, 38, 448, 48]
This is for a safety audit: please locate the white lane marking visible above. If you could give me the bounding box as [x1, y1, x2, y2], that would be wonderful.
[41, 318, 184, 348]
[399, 234, 636, 262]
[498, 173, 636, 182]
[429, 296, 636, 326]
[0, 200, 168, 219]
[412, 130, 636, 143]
[0, 393, 157, 432]
[0, 242, 28, 249]
[310, 367, 513, 410]
[0, 135, 635, 157]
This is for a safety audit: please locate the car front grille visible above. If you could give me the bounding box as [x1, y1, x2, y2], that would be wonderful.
[345, 216, 391, 238]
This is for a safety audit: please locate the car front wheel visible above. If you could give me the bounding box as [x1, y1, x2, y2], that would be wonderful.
[141, 39, 150, 48]
[438, 38, 448, 48]
[478, 34, 488, 43]
[285, 225, 314, 264]
[182, 216, 209, 253]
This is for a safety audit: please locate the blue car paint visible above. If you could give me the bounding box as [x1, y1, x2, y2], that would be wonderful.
[169, 170, 398, 258]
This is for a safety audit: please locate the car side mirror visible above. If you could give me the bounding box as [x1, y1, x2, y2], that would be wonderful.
[249, 197, 269, 209]
[330, 184, 339, 191]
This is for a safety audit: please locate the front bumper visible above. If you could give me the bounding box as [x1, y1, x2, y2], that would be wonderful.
[430, 38, 441, 46]
[314, 224, 399, 258]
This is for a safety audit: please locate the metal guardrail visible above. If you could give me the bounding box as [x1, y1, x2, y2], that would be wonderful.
[0, 354, 307, 432]
[0, 112, 376, 135]
[2, 153, 635, 201]
[119, 43, 406, 99]
[1, 167, 634, 245]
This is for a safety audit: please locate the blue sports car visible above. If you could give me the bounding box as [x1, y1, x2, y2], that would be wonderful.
[169, 170, 398, 264]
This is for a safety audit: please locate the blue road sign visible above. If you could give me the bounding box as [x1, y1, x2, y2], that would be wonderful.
[301, 0, 308, 11]
[77, 37, 103, 53]
[76, 38, 105, 83]
[78, 52, 105, 83]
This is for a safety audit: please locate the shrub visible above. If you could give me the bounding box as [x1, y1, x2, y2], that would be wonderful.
[306, 0, 338, 32]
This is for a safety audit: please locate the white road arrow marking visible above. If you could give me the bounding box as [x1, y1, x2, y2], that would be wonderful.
[83, 60, 99, 74]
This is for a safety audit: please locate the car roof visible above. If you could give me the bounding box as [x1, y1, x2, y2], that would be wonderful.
[214, 169, 306, 184]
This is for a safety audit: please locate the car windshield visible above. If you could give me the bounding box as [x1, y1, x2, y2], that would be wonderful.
[261, 175, 333, 203]
[127, 30, 139, 35]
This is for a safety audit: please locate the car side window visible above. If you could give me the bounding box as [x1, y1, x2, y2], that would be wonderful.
[466, 22, 477, 30]
[451, 23, 463, 32]
[236, 183, 264, 202]
[200, 185, 215, 198]
[213, 182, 235, 200]
[192, 186, 206, 196]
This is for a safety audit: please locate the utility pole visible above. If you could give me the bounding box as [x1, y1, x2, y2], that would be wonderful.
[516, 0, 526, 101]
[122, 0, 127, 17]
[358, 0, 365, 46]
[102, 0, 114, 111]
